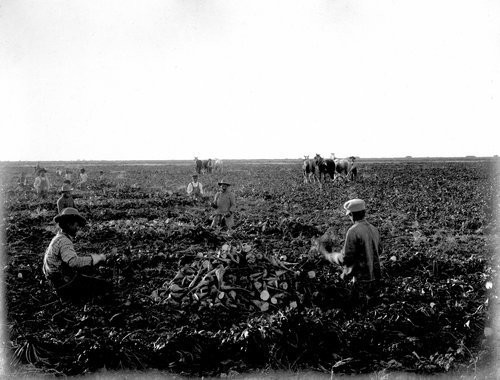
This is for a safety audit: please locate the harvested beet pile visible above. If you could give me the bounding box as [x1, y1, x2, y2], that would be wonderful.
[2, 159, 498, 377]
[159, 242, 308, 312]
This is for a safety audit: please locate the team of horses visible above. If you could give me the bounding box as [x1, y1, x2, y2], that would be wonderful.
[303, 154, 357, 184]
[194, 157, 224, 175]
[193, 155, 355, 183]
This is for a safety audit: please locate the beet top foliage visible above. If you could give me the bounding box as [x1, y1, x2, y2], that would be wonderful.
[2, 159, 498, 376]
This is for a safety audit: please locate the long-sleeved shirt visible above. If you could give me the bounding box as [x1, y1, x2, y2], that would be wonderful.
[213, 191, 236, 215]
[341, 220, 382, 282]
[57, 195, 76, 213]
[186, 181, 204, 196]
[43, 232, 92, 284]
[34, 176, 50, 192]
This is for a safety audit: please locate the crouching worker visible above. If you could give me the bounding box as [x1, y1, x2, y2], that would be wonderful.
[43, 207, 111, 303]
[211, 180, 236, 231]
[318, 199, 382, 307]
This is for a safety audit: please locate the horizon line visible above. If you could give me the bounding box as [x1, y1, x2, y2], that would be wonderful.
[1, 155, 498, 164]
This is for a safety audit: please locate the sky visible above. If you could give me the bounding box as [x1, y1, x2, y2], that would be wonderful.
[1, 0, 499, 161]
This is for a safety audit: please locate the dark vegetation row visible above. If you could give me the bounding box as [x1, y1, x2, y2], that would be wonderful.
[2, 160, 498, 376]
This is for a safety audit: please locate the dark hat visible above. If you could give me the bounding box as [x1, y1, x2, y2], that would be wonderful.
[38, 168, 47, 174]
[218, 179, 231, 186]
[191, 173, 199, 178]
[53, 207, 87, 226]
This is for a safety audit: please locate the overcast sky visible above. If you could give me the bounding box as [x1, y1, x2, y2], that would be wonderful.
[1, 0, 499, 161]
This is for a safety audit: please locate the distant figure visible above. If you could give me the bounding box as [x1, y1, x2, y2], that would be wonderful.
[194, 157, 203, 174]
[213, 159, 224, 174]
[18, 172, 27, 188]
[348, 157, 358, 181]
[97, 171, 107, 194]
[34, 168, 50, 198]
[64, 169, 73, 182]
[211, 180, 236, 230]
[78, 168, 88, 189]
[186, 174, 204, 199]
[57, 184, 76, 213]
[55, 168, 63, 177]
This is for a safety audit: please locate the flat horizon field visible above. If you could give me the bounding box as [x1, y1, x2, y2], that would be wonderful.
[1, 158, 499, 377]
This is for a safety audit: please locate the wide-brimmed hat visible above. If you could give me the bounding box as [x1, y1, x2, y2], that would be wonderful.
[218, 179, 231, 186]
[343, 199, 365, 215]
[37, 168, 47, 174]
[60, 184, 73, 193]
[53, 207, 87, 226]
[191, 174, 199, 178]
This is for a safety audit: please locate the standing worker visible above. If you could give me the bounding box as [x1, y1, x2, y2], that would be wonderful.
[348, 156, 358, 181]
[211, 180, 236, 231]
[186, 174, 204, 199]
[57, 184, 76, 213]
[34, 168, 50, 199]
[18, 172, 27, 188]
[78, 168, 88, 189]
[64, 169, 73, 183]
[318, 198, 382, 305]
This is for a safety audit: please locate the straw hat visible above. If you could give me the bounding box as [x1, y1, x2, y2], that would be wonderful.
[53, 207, 87, 226]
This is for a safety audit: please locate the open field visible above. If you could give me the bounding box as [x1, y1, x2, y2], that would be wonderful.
[1, 158, 499, 377]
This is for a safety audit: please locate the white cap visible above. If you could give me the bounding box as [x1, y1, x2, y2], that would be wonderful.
[343, 199, 366, 215]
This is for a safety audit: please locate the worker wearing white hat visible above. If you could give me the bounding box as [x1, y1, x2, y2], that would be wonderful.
[320, 198, 382, 305]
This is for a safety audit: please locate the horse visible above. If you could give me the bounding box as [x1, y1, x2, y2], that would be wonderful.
[330, 154, 357, 182]
[314, 154, 336, 182]
[202, 159, 213, 174]
[302, 156, 318, 183]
